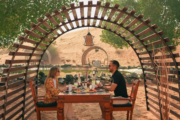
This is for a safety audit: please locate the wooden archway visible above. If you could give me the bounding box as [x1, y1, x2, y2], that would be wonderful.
[82, 46, 108, 66]
[0, 1, 180, 119]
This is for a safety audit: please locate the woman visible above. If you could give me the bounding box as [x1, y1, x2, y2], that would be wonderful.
[44, 67, 76, 120]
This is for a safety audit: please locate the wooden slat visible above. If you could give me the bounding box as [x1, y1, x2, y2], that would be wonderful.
[1, 70, 37, 82]
[8, 80, 25, 89]
[145, 69, 178, 75]
[6, 93, 24, 106]
[24, 29, 42, 39]
[53, 9, 69, 31]
[13, 43, 44, 51]
[137, 51, 149, 55]
[132, 31, 164, 46]
[126, 14, 143, 29]
[9, 52, 42, 56]
[98, 2, 110, 27]
[147, 85, 180, 101]
[93, 1, 101, 26]
[45, 13, 63, 33]
[137, 45, 175, 55]
[142, 31, 164, 42]
[137, 24, 158, 37]
[125, 19, 151, 38]
[132, 19, 151, 32]
[3, 65, 38, 73]
[0, 113, 3, 119]
[62, 6, 74, 29]
[24, 109, 35, 120]
[143, 62, 180, 67]
[6, 100, 23, 115]
[114, 26, 121, 32]
[87, 1, 92, 26]
[135, 38, 170, 50]
[104, 4, 119, 28]
[70, 3, 79, 27]
[109, 7, 127, 30]
[19, 36, 51, 46]
[148, 90, 180, 110]
[26, 75, 37, 82]
[153, 53, 179, 59]
[30, 23, 55, 39]
[0, 86, 6, 91]
[38, 17, 59, 35]
[145, 74, 179, 93]
[144, 68, 155, 72]
[7, 86, 24, 98]
[5, 59, 40, 64]
[80, 2, 85, 26]
[6, 107, 23, 120]
[140, 53, 179, 60]
[119, 10, 136, 25]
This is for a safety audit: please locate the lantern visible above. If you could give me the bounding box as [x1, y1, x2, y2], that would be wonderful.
[83, 28, 94, 46]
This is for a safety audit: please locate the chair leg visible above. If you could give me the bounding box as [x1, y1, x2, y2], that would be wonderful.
[130, 110, 133, 120]
[127, 111, 129, 120]
[37, 110, 41, 120]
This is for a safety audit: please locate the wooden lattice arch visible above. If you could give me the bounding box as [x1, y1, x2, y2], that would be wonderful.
[0, 1, 180, 120]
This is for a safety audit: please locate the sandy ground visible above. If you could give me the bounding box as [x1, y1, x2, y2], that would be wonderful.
[27, 83, 158, 120]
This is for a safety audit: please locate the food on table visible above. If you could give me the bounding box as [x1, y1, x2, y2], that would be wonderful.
[88, 89, 96, 92]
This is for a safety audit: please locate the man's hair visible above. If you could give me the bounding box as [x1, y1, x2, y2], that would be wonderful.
[111, 60, 120, 69]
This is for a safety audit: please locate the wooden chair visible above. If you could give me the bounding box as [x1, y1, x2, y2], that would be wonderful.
[29, 80, 58, 120]
[110, 80, 140, 120]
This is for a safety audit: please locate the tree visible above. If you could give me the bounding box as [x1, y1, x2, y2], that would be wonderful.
[99, 0, 180, 50]
[0, 0, 78, 49]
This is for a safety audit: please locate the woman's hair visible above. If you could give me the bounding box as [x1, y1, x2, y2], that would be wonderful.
[44, 67, 59, 85]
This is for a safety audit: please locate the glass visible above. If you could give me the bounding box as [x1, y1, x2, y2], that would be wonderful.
[96, 80, 100, 85]
[68, 84, 72, 92]
[89, 85, 92, 89]
[74, 82, 78, 88]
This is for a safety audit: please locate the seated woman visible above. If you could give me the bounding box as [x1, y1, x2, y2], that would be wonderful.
[44, 67, 77, 120]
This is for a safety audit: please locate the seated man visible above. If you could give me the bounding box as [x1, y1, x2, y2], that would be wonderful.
[98, 60, 129, 119]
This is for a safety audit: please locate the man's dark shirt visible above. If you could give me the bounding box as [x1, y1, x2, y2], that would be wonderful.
[111, 70, 128, 97]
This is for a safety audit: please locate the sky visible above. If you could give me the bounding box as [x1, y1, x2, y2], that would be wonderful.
[61, 0, 103, 34]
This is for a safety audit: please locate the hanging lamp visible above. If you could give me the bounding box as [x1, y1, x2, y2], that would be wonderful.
[83, 27, 94, 46]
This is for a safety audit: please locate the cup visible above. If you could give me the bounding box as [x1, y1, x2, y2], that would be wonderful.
[68, 84, 72, 92]
[74, 82, 78, 88]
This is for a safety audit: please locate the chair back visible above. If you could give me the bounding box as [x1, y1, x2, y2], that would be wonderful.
[130, 80, 140, 105]
[29, 80, 37, 103]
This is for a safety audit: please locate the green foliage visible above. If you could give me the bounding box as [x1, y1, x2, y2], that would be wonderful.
[100, 0, 180, 49]
[0, 0, 78, 49]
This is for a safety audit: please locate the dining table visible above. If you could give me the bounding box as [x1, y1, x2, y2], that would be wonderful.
[57, 90, 111, 120]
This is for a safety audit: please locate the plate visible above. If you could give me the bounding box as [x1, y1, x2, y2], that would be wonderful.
[87, 90, 97, 93]
[73, 91, 87, 94]
[97, 89, 104, 92]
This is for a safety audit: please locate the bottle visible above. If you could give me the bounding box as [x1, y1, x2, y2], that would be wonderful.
[78, 73, 81, 85]
[92, 73, 96, 89]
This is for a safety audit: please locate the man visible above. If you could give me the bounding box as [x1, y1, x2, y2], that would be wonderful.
[98, 60, 128, 119]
